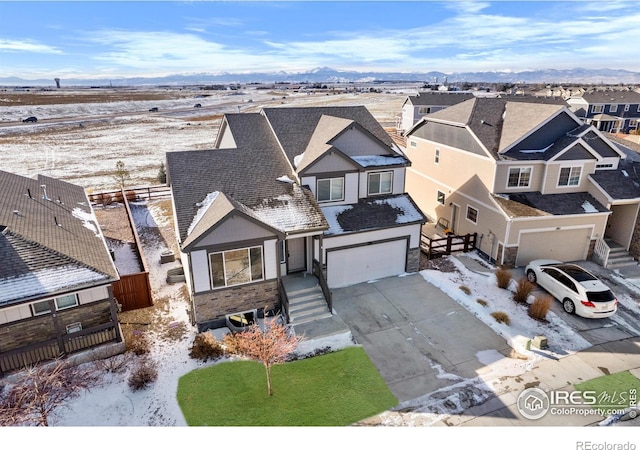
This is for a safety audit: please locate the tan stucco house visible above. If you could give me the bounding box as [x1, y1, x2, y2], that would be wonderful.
[404, 97, 640, 268]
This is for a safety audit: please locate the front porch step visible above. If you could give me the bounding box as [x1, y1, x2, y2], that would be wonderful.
[290, 310, 333, 325]
[602, 239, 636, 269]
[282, 275, 332, 324]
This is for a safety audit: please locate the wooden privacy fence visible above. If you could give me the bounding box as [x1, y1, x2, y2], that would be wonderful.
[421, 232, 477, 260]
[88, 184, 171, 204]
[0, 324, 120, 375]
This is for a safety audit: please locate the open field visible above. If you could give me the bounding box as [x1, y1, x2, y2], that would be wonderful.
[1, 86, 412, 190]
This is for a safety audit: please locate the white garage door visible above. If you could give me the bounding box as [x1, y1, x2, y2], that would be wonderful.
[327, 239, 407, 289]
[515, 228, 591, 267]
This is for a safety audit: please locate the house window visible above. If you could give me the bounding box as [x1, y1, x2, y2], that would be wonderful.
[609, 104, 618, 113]
[30, 294, 79, 316]
[591, 105, 604, 114]
[32, 300, 52, 316]
[466, 206, 478, 224]
[437, 190, 446, 205]
[507, 167, 532, 188]
[418, 107, 431, 114]
[55, 294, 79, 310]
[66, 322, 83, 334]
[410, 140, 417, 148]
[209, 246, 264, 288]
[624, 104, 630, 112]
[596, 163, 614, 169]
[368, 171, 393, 195]
[434, 148, 440, 164]
[317, 177, 344, 202]
[558, 166, 582, 187]
[630, 120, 638, 129]
[279, 241, 286, 264]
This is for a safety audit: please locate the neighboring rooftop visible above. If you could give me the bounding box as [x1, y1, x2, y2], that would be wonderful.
[0, 170, 118, 305]
[492, 191, 609, 218]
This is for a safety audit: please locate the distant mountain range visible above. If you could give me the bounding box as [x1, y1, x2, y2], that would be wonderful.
[2, 67, 640, 87]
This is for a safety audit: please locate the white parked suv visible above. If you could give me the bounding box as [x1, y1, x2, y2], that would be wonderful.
[525, 259, 618, 319]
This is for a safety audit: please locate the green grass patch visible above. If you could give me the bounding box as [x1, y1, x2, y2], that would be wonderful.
[177, 346, 397, 426]
[574, 371, 640, 408]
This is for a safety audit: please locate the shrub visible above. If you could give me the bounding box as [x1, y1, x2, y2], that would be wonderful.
[127, 331, 151, 356]
[128, 358, 158, 391]
[459, 285, 471, 295]
[495, 266, 512, 289]
[94, 352, 133, 374]
[189, 332, 224, 362]
[476, 299, 488, 307]
[513, 278, 534, 304]
[490, 311, 510, 325]
[528, 295, 553, 321]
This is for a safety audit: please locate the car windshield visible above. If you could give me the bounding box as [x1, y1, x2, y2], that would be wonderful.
[586, 290, 615, 302]
[554, 264, 598, 282]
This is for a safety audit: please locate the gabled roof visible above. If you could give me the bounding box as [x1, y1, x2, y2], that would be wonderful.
[0, 170, 118, 305]
[262, 106, 396, 167]
[166, 113, 328, 244]
[295, 114, 408, 173]
[404, 92, 474, 107]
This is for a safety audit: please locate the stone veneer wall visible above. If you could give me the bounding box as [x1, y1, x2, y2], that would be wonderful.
[502, 246, 519, 268]
[406, 248, 420, 273]
[629, 220, 640, 259]
[0, 300, 115, 352]
[193, 279, 279, 331]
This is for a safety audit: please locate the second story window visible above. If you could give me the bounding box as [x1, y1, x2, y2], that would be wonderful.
[435, 148, 440, 164]
[507, 167, 532, 188]
[610, 104, 618, 113]
[558, 166, 582, 187]
[624, 104, 630, 112]
[317, 177, 344, 202]
[368, 171, 393, 195]
[591, 105, 604, 114]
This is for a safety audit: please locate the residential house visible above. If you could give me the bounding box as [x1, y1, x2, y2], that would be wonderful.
[400, 92, 475, 132]
[0, 171, 123, 376]
[166, 106, 426, 331]
[404, 97, 640, 268]
[566, 89, 640, 133]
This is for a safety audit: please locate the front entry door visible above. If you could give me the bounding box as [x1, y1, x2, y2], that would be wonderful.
[286, 238, 306, 273]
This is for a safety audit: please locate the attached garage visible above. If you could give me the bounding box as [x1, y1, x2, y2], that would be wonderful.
[515, 227, 592, 267]
[327, 239, 407, 288]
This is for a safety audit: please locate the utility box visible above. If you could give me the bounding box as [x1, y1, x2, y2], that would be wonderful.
[532, 335, 548, 349]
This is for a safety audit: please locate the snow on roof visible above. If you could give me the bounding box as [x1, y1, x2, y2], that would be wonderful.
[252, 194, 323, 233]
[293, 154, 304, 168]
[276, 175, 295, 184]
[374, 196, 425, 223]
[581, 200, 599, 213]
[319, 205, 353, 235]
[72, 206, 101, 237]
[0, 266, 110, 305]
[519, 144, 553, 154]
[187, 191, 219, 236]
[351, 155, 407, 167]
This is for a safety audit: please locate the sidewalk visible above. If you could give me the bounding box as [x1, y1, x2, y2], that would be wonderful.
[439, 253, 640, 426]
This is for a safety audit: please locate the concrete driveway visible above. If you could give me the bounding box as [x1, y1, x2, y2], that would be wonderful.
[332, 273, 512, 402]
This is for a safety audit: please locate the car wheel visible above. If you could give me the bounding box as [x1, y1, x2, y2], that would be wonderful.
[563, 298, 576, 315]
[526, 270, 537, 284]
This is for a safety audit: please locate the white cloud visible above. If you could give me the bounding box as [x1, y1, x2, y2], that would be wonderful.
[0, 38, 62, 54]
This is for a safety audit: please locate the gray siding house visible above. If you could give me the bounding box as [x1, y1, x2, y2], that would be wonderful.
[566, 89, 640, 133]
[167, 106, 426, 331]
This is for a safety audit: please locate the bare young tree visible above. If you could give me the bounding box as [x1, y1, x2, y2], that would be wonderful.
[225, 317, 303, 396]
[113, 160, 131, 189]
[0, 358, 101, 426]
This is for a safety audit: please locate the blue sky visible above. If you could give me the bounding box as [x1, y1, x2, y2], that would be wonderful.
[1, 1, 640, 79]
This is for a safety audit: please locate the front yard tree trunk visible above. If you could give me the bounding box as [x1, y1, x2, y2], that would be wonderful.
[265, 363, 273, 396]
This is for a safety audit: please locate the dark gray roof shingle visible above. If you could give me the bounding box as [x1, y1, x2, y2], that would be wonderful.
[492, 191, 609, 218]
